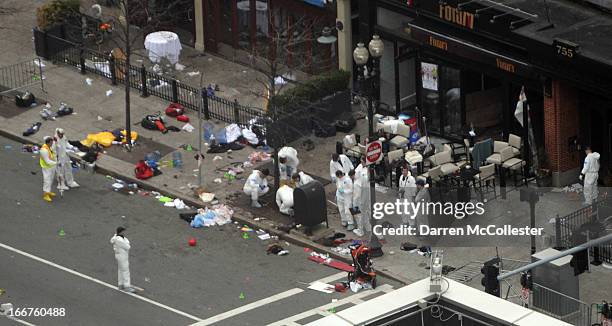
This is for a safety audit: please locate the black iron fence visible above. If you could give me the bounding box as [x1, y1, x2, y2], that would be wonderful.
[554, 201, 612, 264]
[34, 29, 266, 127]
[0, 58, 45, 94]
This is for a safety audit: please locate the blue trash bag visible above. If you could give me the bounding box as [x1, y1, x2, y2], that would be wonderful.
[203, 122, 214, 142]
[144, 150, 162, 162]
[172, 152, 183, 169]
[215, 128, 228, 144]
[191, 210, 217, 228]
[146, 160, 158, 170]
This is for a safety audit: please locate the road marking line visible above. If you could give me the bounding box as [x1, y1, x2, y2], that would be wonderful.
[189, 288, 304, 326]
[0, 242, 203, 322]
[3, 315, 37, 326]
[267, 284, 394, 326]
[310, 272, 346, 285]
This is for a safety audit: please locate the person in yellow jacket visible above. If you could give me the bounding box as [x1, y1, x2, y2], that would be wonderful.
[40, 136, 57, 202]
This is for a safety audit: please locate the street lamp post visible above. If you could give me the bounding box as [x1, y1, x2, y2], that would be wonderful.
[353, 36, 384, 258]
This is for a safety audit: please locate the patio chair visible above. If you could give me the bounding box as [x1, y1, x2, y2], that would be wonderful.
[417, 165, 442, 184]
[389, 123, 411, 151]
[485, 141, 510, 165]
[502, 154, 526, 186]
[508, 133, 522, 157]
[343, 134, 363, 158]
[474, 163, 496, 200]
[427, 150, 460, 176]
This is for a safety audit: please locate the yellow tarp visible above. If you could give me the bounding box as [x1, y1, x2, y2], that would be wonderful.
[80, 130, 138, 148]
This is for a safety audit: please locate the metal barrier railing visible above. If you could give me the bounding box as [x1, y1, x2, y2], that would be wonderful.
[41, 33, 266, 126]
[530, 283, 591, 326]
[502, 279, 592, 326]
[0, 58, 45, 95]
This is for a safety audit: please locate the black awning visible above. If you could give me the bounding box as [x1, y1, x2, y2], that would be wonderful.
[407, 22, 535, 78]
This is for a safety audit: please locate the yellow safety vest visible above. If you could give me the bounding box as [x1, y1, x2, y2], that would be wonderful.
[39, 144, 55, 169]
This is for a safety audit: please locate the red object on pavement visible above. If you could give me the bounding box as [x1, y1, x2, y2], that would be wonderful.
[165, 103, 185, 117]
[134, 160, 153, 180]
[154, 120, 167, 133]
[188, 238, 197, 247]
[308, 255, 354, 272]
[176, 115, 189, 123]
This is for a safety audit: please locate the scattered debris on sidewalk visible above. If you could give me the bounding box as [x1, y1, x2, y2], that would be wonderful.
[106, 90, 113, 97]
[248, 151, 271, 164]
[85, 78, 93, 86]
[21, 144, 40, 153]
[308, 252, 354, 272]
[22, 122, 42, 137]
[551, 183, 583, 193]
[266, 243, 289, 256]
[307, 281, 334, 294]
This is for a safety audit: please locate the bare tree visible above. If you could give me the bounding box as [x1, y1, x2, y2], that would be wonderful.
[247, 9, 323, 113]
[240, 10, 334, 189]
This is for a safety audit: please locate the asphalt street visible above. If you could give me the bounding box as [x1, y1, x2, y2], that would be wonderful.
[0, 136, 399, 326]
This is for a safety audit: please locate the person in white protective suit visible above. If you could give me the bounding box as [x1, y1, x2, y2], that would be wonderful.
[53, 128, 80, 190]
[414, 179, 431, 235]
[352, 156, 371, 236]
[110, 227, 135, 293]
[335, 170, 355, 230]
[292, 171, 315, 187]
[40, 136, 57, 202]
[278, 146, 299, 186]
[330, 153, 354, 182]
[579, 146, 600, 205]
[398, 167, 417, 226]
[243, 168, 270, 208]
[275, 185, 295, 215]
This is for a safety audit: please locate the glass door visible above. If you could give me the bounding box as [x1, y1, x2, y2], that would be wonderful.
[396, 44, 417, 114]
[419, 60, 462, 138]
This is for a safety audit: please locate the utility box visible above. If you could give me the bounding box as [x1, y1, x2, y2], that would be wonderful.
[531, 248, 580, 317]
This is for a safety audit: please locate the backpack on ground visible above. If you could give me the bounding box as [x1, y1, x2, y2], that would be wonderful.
[135, 160, 154, 179]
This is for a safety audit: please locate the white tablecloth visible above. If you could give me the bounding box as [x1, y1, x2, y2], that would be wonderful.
[144, 31, 182, 64]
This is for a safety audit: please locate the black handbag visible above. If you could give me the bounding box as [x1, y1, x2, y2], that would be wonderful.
[15, 92, 35, 107]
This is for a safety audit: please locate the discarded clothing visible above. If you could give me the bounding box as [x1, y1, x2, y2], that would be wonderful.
[22, 122, 42, 137]
[206, 142, 245, 153]
[248, 151, 271, 163]
[225, 124, 242, 143]
[266, 244, 289, 256]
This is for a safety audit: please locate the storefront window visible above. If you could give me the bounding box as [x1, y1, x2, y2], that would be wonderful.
[420, 62, 462, 137]
[421, 62, 441, 133]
